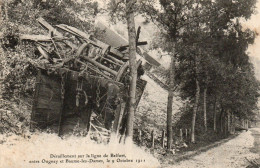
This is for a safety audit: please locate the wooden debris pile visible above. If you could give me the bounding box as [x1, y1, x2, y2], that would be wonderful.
[20, 17, 133, 81]
[21, 18, 147, 141]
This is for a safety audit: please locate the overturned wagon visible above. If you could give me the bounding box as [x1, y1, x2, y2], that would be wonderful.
[28, 18, 147, 140]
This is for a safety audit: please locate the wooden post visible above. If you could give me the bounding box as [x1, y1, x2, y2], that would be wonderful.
[161, 130, 165, 148]
[203, 87, 207, 132]
[185, 129, 188, 139]
[139, 129, 142, 144]
[180, 129, 183, 141]
[230, 111, 234, 134]
[151, 130, 155, 148]
[227, 111, 230, 133]
[231, 112, 235, 134]
[0, 109, 2, 121]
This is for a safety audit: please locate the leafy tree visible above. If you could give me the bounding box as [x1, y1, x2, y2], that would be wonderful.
[140, 0, 210, 145]
[176, 0, 258, 136]
[147, 0, 258, 142]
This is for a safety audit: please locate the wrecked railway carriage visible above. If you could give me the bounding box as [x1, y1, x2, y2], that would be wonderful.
[24, 18, 150, 141]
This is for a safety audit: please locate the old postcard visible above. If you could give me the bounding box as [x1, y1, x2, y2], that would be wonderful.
[0, 0, 260, 168]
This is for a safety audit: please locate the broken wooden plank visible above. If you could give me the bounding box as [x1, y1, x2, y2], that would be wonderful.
[37, 46, 51, 61]
[57, 24, 110, 54]
[20, 34, 68, 42]
[56, 24, 91, 39]
[37, 18, 78, 50]
[37, 17, 63, 37]
[20, 34, 51, 41]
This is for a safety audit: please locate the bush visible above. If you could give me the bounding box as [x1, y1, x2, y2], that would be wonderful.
[0, 0, 99, 99]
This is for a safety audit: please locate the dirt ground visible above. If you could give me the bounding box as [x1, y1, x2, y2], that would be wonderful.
[249, 127, 260, 166]
[163, 128, 260, 168]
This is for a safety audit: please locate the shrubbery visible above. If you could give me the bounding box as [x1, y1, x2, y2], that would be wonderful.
[0, 0, 98, 99]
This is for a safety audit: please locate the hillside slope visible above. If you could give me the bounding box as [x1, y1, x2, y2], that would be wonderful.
[136, 74, 183, 132]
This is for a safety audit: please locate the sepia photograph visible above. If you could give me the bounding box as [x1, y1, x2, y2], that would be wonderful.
[0, 0, 260, 167]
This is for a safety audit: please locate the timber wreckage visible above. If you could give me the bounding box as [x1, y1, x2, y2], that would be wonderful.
[21, 17, 159, 142]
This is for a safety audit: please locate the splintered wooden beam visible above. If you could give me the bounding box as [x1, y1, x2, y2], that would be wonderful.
[20, 34, 51, 41]
[37, 18, 77, 50]
[37, 17, 63, 37]
[151, 130, 155, 148]
[37, 46, 51, 61]
[56, 24, 91, 39]
[80, 56, 118, 76]
[56, 24, 103, 50]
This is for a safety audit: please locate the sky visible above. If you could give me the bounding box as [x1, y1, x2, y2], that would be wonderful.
[242, 0, 260, 79]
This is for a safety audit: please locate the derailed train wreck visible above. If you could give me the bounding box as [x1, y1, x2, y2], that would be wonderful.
[25, 18, 149, 141]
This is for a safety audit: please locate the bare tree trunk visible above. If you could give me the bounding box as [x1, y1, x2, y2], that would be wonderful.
[161, 130, 165, 148]
[191, 55, 200, 143]
[167, 55, 175, 150]
[227, 110, 230, 133]
[125, 0, 137, 144]
[220, 115, 223, 132]
[203, 87, 207, 132]
[0, 1, 2, 21]
[224, 113, 227, 135]
[230, 111, 234, 134]
[180, 129, 183, 141]
[167, 90, 173, 149]
[213, 97, 217, 132]
[219, 107, 224, 133]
